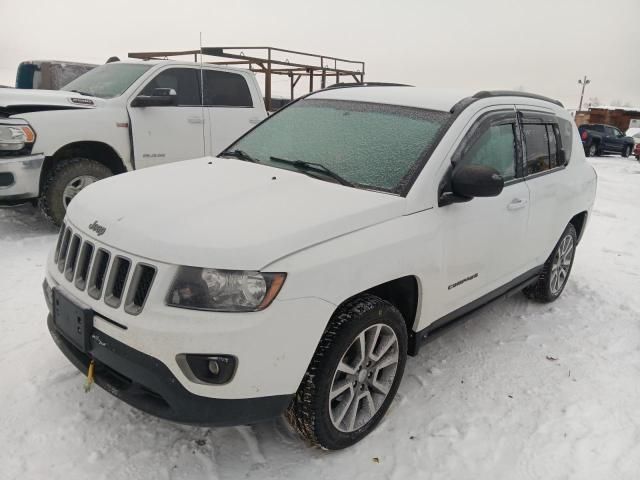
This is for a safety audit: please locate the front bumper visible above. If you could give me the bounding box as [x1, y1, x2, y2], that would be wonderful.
[0, 153, 44, 202]
[47, 313, 292, 425]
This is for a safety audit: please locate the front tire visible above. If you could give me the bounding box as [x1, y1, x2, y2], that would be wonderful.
[586, 143, 598, 157]
[286, 294, 407, 450]
[40, 158, 112, 226]
[622, 145, 631, 158]
[524, 223, 577, 303]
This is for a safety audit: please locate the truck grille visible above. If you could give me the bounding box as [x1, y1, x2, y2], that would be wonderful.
[54, 223, 156, 315]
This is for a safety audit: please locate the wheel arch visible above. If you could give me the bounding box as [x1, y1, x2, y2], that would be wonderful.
[569, 211, 588, 243]
[336, 275, 422, 356]
[40, 141, 127, 194]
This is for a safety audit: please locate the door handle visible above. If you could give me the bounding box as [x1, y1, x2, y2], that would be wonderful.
[249, 117, 261, 125]
[507, 198, 528, 211]
[187, 116, 204, 124]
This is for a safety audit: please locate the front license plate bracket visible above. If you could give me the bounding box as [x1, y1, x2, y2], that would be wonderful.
[53, 288, 94, 353]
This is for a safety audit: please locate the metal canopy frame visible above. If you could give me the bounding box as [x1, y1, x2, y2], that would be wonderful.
[128, 46, 365, 111]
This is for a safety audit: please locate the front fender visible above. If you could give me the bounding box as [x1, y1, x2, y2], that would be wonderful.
[264, 210, 441, 329]
[14, 107, 132, 169]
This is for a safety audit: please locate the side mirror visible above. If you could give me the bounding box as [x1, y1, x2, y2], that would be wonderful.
[131, 88, 177, 107]
[440, 164, 504, 206]
[452, 164, 504, 198]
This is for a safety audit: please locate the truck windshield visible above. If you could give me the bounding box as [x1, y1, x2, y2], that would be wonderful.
[229, 98, 451, 194]
[61, 63, 152, 99]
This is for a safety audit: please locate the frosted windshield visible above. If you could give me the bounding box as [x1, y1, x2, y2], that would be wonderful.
[232, 99, 450, 193]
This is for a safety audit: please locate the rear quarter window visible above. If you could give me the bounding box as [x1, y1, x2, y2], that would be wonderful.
[557, 117, 573, 160]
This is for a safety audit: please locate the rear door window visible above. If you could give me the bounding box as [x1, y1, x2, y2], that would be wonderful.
[203, 70, 253, 107]
[523, 124, 551, 174]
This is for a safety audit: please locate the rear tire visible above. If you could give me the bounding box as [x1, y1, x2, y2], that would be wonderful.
[622, 145, 631, 158]
[40, 158, 112, 226]
[286, 294, 408, 450]
[524, 223, 577, 303]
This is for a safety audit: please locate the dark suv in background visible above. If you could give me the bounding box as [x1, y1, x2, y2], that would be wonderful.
[579, 124, 634, 158]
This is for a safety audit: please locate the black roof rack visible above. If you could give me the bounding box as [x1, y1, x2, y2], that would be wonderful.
[473, 90, 563, 107]
[129, 46, 365, 111]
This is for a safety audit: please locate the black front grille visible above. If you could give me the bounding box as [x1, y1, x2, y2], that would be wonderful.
[88, 249, 110, 299]
[57, 228, 72, 272]
[54, 226, 156, 314]
[125, 264, 156, 315]
[74, 242, 94, 291]
[105, 257, 131, 308]
[54, 224, 66, 263]
[64, 235, 81, 281]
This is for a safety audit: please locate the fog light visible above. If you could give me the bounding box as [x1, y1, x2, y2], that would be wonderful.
[208, 359, 220, 376]
[177, 354, 237, 385]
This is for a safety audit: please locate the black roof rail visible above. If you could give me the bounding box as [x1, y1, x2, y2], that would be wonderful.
[324, 82, 413, 90]
[473, 90, 564, 107]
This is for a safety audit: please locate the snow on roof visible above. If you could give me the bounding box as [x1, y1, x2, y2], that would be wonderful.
[312, 86, 564, 112]
[312, 86, 474, 112]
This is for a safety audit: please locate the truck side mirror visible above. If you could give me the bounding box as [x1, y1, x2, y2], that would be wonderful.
[131, 88, 177, 107]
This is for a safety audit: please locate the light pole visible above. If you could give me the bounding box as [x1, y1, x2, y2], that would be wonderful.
[577, 75, 590, 112]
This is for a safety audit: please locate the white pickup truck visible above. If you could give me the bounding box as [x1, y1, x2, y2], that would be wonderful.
[0, 60, 267, 224]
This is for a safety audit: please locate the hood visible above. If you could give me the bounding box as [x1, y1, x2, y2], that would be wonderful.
[1, 88, 99, 116]
[66, 157, 406, 269]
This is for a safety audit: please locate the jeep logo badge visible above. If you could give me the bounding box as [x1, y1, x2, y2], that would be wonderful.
[88, 221, 106, 236]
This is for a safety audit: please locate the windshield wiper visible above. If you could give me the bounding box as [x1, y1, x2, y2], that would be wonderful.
[219, 149, 259, 163]
[69, 89, 93, 97]
[269, 156, 354, 187]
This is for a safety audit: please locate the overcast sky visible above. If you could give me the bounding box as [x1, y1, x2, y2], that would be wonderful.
[1, 0, 638, 109]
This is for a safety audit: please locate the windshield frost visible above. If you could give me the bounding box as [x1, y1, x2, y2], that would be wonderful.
[231, 99, 450, 193]
[62, 63, 152, 99]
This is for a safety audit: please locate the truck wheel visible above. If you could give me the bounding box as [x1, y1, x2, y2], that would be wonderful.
[587, 143, 598, 157]
[622, 145, 631, 158]
[286, 294, 407, 450]
[40, 158, 112, 226]
[524, 223, 577, 303]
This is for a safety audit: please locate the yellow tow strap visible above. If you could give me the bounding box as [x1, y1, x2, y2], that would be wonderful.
[85, 359, 95, 393]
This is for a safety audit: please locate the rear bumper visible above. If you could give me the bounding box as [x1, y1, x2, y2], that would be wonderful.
[47, 313, 292, 426]
[0, 153, 44, 202]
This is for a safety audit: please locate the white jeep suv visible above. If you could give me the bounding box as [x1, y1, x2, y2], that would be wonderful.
[44, 86, 597, 449]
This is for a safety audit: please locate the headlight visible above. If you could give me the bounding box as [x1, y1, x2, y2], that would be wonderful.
[0, 124, 35, 151]
[166, 267, 286, 312]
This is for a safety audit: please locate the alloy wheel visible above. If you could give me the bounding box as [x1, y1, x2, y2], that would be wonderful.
[329, 323, 399, 433]
[549, 234, 574, 295]
[62, 175, 98, 208]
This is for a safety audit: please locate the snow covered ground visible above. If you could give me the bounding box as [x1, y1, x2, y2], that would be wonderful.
[1, 156, 639, 480]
